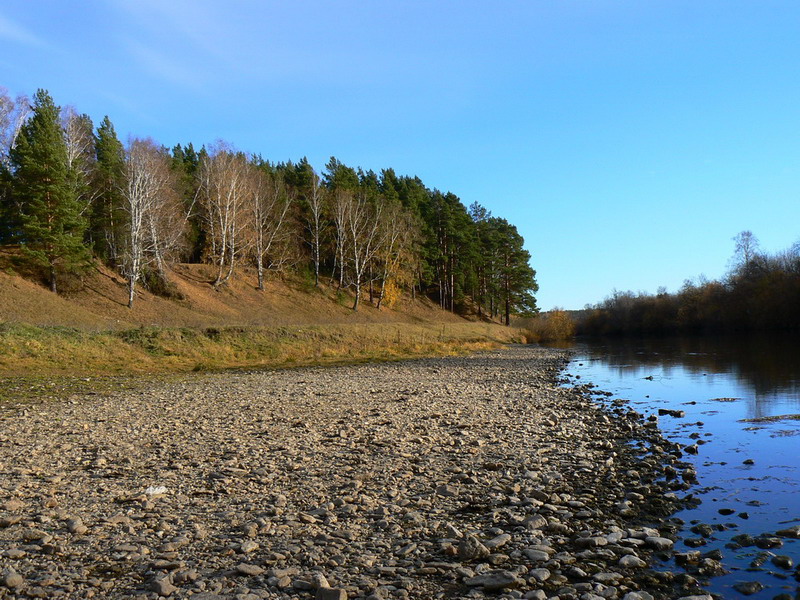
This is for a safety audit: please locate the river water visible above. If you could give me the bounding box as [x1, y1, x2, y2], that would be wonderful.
[560, 336, 800, 599]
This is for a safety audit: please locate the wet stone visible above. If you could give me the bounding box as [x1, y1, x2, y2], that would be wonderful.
[732, 580, 764, 595]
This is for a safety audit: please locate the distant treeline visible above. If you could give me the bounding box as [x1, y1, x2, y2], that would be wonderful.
[579, 232, 800, 335]
[0, 88, 537, 320]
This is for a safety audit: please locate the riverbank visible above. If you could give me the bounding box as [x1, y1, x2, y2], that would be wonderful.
[0, 322, 521, 379]
[0, 346, 703, 599]
[563, 336, 800, 599]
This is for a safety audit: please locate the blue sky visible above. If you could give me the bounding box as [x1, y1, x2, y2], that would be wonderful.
[2, 1, 799, 310]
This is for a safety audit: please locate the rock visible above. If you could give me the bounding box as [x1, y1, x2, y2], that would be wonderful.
[66, 518, 88, 535]
[732, 581, 763, 595]
[772, 555, 793, 569]
[658, 409, 685, 418]
[435, 484, 458, 497]
[458, 534, 490, 561]
[689, 523, 713, 537]
[619, 555, 647, 568]
[755, 536, 782, 549]
[522, 548, 549, 561]
[776, 524, 800, 538]
[464, 570, 521, 592]
[644, 536, 673, 551]
[593, 572, 623, 584]
[3, 499, 23, 511]
[485, 533, 512, 549]
[150, 577, 177, 596]
[0, 515, 22, 528]
[574, 536, 607, 549]
[528, 568, 550, 582]
[316, 588, 348, 600]
[3, 570, 24, 589]
[239, 540, 259, 554]
[235, 563, 265, 576]
[293, 579, 316, 591]
[622, 593, 654, 600]
[524, 514, 548, 530]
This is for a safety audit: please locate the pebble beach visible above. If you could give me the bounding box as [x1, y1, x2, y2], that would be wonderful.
[0, 346, 706, 600]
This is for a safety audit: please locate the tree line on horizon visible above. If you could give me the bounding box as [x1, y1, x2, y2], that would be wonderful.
[0, 88, 538, 322]
[579, 231, 800, 335]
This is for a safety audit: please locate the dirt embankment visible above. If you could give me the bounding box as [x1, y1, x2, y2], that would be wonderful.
[0, 257, 465, 331]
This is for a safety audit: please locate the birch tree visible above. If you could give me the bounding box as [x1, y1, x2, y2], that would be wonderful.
[330, 188, 350, 289]
[345, 192, 385, 311]
[302, 165, 325, 287]
[0, 89, 31, 169]
[248, 165, 293, 290]
[61, 106, 97, 217]
[375, 200, 417, 309]
[121, 138, 180, 307]
[198, 143, 248, 287]
[0, 89, 30, 241]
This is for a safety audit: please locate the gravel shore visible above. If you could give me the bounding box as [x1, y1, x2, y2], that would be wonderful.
[0, 346, 706, 600]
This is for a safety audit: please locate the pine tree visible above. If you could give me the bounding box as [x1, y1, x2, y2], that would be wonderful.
[0, 162, 15, 243]
[10, 89, 89, 292]
[91, 115, 126, 262]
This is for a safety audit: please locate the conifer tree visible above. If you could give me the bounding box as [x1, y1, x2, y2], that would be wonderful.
[10, 89, 89, 292]
[91, 116, 126, 262]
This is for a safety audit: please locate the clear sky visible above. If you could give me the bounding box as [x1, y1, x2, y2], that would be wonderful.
[2, 1, 799, 310]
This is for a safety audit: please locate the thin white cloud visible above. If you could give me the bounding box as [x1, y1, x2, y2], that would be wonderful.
[108, 0, 227, 60]
[124, 39, 206, 90]
[0, 11, 46, 47]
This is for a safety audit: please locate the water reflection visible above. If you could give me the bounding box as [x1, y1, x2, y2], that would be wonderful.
[562, 335, 800, 599]
[574, 335, 800, 419]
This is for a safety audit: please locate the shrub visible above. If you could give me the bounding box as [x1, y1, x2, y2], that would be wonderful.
[519, 308, 576, 343]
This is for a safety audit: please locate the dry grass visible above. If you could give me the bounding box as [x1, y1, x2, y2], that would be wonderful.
[0, 321, 524, 377]
[0, 255, 466, 331]
[0, 252, 524, 381]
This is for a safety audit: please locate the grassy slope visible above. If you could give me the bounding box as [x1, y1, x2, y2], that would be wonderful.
[0, 257, 523, 379]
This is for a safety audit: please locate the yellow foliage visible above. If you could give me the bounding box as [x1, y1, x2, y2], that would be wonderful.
[519, 308, 575, 343]
[382, 279, 402, 308]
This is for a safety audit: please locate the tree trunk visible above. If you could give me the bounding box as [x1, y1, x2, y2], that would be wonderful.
[504, 274, 511, 326]
[376, 274, 387, 310]
[314, 246, 319, 287]
[128, 276, 135, 308]
[49, 264, 57, 294]
[369, 262, 374, 304]
[353, 275, 361, 311]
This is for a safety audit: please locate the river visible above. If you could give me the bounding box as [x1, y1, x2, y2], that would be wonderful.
[560, 335, 800, 599]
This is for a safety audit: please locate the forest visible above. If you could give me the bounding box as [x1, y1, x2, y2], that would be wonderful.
[0, 89, 538, 323]
[579, 231, 800, 335]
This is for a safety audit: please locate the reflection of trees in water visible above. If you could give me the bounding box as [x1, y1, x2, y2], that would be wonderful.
[581, 335, 800, 400]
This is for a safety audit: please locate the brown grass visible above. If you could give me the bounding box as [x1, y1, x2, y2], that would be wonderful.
[0, 252, 524, 380]
[0, 321, 523, 377]
[0, 253, 465, 331]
